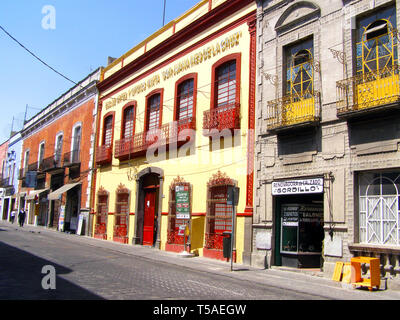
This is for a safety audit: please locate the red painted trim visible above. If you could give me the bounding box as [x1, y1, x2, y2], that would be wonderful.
[236, 212, 253, 217]
[101, 111, 115, 146]
[191, 212, 206, 217]
[210, 53, 241, 110]
[108, 212, 115, 215]
[161, 212, 168, 216]
[129, 212, 135, 216]
[203, 248, 236, 262]
[98, 8, 256, 100]
[91, 101, 103, 215]
[165, 243, 186, 253]
[208, 0, 212, 12]
[144, 88, 164, 132]
[113, 237, 128, 244]
[245, 14, 257, 215]
[173, 73, 198, 127]
[120, 101, 137, 140]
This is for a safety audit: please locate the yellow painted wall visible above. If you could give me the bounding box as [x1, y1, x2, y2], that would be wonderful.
[94, 3, 256, 264]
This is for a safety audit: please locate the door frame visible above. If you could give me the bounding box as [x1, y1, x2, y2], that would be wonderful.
[134, 167, 164, 247]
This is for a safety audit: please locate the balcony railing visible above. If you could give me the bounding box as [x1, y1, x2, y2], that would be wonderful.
[266, 91, 321, 131]
[0, 178, 11, 188]
[63, 149, 80, 167]
[114, 118, 195, 160]
[203, 103, 240, 133]
[96, 145, 112, 165]
[39, 152, 62, 172]
[336, 65, 400, 116]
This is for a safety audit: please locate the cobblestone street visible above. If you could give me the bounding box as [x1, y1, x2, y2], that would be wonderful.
[1, 221, 400, 302]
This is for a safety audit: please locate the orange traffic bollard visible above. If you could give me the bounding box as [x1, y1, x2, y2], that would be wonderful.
[350, 256, 380, 291]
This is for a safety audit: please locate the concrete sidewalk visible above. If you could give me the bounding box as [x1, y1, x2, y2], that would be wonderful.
[2, 220, 400, 300]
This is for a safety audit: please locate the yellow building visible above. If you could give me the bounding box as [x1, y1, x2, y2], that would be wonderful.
[93, 0, 257, 264]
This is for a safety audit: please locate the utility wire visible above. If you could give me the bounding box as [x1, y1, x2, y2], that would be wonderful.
[0, 24, 77, 85]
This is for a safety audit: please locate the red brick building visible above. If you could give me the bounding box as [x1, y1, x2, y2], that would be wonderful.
[19, 69, 101, 232]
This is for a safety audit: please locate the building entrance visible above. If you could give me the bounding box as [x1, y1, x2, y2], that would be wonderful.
[143, 188, 157, 246]
[274, 194, 324, 268]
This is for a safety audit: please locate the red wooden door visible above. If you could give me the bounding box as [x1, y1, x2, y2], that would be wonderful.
[143, 190, 156, 245]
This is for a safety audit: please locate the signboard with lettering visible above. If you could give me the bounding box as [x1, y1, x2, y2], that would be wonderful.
[175, 186, 190, 220]
[272, 178, 323, 195]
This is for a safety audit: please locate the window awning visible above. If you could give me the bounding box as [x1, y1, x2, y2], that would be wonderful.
[26, 188, 49, 200]
[48, 182, 81, 200]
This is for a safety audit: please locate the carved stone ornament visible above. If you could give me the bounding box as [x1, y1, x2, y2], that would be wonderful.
[169, 176, 187, 190]
[98, 186, 108, 196]
[207, 170, 234, 187]
[116, 183, 129, 194]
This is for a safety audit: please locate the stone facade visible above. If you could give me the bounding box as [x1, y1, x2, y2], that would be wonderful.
[254, 0, 400, 288]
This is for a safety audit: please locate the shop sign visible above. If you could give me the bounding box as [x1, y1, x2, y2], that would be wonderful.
[175, 186, 190, 220]
[272, 178, 323, 195]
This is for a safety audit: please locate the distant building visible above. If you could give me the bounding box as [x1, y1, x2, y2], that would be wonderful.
[0, 139, 9, 220]
[2, 132, 23, 221]
[19, 68, 102, 234]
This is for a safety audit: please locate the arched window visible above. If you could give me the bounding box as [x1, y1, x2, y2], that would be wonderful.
[114, 184, 130, 244]
[71, 124, 81, 163]
[286, 39, 314, 101]
[95, 187, 109, 240]
[356, 6, 397, 76]
[103, 115, 113, 146]
[55, 133, 63, 165]
[146, 93, 161, 131]
[122, 105, 135, 139]
[215, 60, 237, 109]
[176, 79, 194, 123]
[38, 141, 45, 169]
[359, 172, 400, 245]
[205, 171, 235, 251]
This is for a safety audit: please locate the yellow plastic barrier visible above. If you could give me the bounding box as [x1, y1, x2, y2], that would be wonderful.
[350, 256, 380, 291]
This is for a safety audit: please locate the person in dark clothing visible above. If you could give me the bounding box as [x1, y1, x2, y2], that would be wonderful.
[18, 209, 26, 227]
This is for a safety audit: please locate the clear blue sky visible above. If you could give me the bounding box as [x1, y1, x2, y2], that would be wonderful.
[0, 0, 200, 144]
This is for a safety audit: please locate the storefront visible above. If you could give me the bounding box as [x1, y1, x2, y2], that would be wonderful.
[93, 0, 257, 265]
[272, 178, 324, 268]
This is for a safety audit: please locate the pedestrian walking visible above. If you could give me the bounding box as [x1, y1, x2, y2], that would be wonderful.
[18, 209, 26, 227]
[10, 210, 16, 224]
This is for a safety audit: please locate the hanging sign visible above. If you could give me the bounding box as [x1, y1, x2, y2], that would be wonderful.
[175, 186, 190, 220]
[272, 178, 323, 195]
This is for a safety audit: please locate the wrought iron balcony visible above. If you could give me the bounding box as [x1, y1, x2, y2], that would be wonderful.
[96, 145, 112, 165]
[0, 178, 11, 188]
[203, 103, 240, 133]
[266, 91, 321, 131]
[114, 118, 195, 160]
[39, 152, 63, 172]
[336, 66, 400, 117]
[63, 149, 80, 167]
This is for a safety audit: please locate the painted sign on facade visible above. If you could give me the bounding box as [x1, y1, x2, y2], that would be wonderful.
[272, 178, 324, 195]
[175, 185, 190, 220]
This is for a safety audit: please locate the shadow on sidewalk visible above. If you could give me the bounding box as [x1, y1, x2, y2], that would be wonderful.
[0, 240, 103, 300]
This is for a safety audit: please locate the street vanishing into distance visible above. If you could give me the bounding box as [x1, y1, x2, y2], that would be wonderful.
[1, 221, 399, 303]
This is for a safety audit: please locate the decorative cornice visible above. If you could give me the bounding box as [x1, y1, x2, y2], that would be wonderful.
[207, 170, 234, 187]
[98, 0, 254, 93]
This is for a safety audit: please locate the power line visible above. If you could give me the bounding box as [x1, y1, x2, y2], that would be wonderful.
[0, 24, 77, 85]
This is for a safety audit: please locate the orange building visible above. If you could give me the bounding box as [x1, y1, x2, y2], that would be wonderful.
[19, 69, 101, 233]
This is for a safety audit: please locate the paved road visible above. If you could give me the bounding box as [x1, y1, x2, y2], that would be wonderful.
[1, 221, 399, 303]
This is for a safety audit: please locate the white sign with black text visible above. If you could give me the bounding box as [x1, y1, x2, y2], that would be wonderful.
[272, 178, 324, 195]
